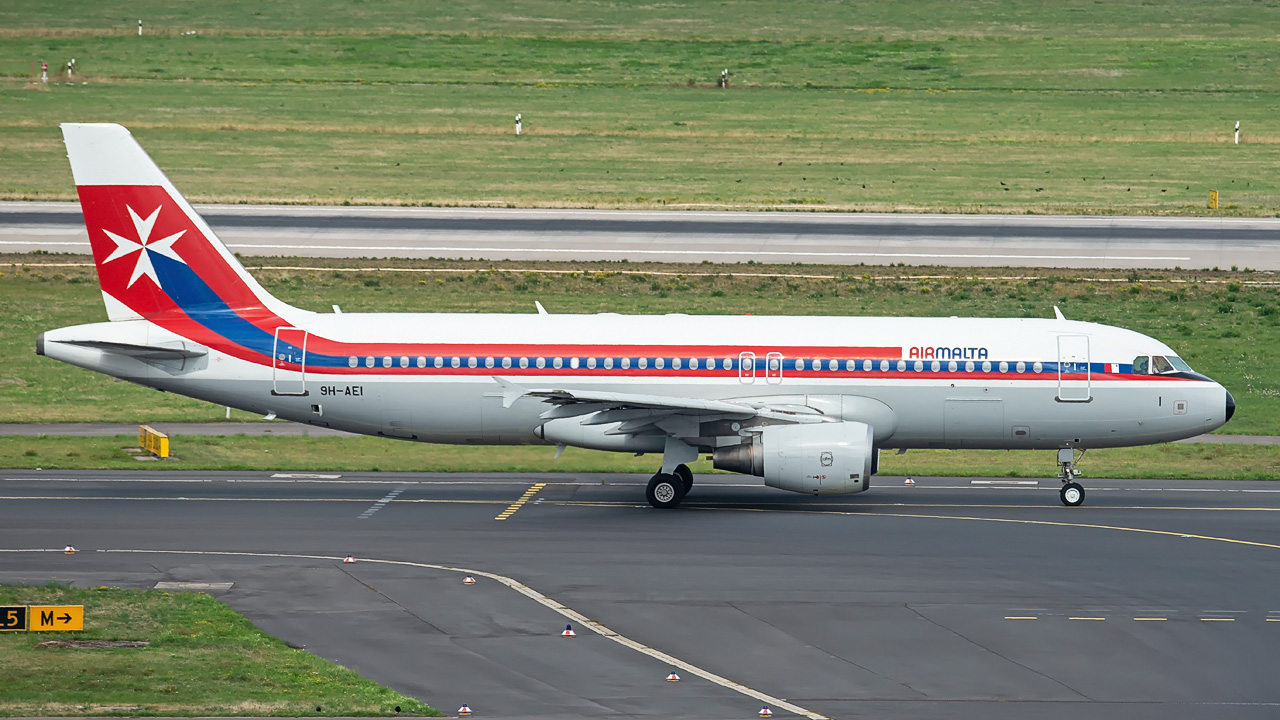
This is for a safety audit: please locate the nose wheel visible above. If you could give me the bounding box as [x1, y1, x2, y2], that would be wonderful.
[1057, 448, 1087, 507]
[1060, 482, 1085, 506]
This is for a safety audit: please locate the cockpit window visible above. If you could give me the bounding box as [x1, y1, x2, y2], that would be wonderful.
[1133, 355, 1191, 375]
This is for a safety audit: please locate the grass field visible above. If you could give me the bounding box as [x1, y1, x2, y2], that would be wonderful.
[3, 434, 1277, 481]
[0, 583, 438, 717]
[2, 1, 1279, 213]
[3, 254, 1277, 434]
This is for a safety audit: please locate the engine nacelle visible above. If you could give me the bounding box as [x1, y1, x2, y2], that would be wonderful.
[713, 421, 875, 495]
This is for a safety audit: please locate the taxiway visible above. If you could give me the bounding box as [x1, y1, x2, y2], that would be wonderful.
[3, 203, 1278, 270]
[4, 470, 1280, 719]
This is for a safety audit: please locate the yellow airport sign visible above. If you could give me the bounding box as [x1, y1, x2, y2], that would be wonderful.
[139, 424, 170, 458]
[30, 605, 83, 631]
[0, 605, 28, 631]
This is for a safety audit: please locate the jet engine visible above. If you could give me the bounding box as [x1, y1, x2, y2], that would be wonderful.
[713, 421, 875, 494]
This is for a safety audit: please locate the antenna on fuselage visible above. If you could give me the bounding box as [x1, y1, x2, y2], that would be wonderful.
[1053, 306, 1066, 320]
[535, 301, 549, 315]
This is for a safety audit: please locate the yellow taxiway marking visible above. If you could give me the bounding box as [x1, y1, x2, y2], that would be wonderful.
[1134, 617, 1167, 621]
[1070, 617, 1106, 621]
[1267, 618, 1280, 622]
[495, 483, 546, 521]
[1004, 616, 1037, 620]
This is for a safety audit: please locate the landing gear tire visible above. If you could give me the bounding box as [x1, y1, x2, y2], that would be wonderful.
[1060, 482, 1085, 507]
[647, 473, 685, 509]
[673, 464, 694, 495]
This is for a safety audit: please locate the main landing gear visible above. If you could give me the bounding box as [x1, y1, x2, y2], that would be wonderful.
[646, 463, 694, 509]
[1057, 448, 1086, 507]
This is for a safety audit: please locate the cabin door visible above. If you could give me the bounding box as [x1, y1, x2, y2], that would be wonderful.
[272, 327, 309, 396]
[1057, 335, 1091, 402]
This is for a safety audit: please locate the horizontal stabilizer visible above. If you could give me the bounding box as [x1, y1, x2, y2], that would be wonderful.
[55, 339, 207, 359]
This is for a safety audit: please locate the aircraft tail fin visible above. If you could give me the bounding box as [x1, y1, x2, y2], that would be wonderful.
[61, 122, 297, 324]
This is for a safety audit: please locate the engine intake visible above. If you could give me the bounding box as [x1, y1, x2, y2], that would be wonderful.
[713, 421, 875, 495]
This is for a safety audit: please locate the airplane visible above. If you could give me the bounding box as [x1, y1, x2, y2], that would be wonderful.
[38, 123, 1235, 508]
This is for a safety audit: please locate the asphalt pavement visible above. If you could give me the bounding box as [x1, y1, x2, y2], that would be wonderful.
[4, 469, 1280, 719]
[4, 202, 1279, 270]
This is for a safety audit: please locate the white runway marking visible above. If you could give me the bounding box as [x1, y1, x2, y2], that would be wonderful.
[80, 547, 831, 720]
[357, 484, 409, 519]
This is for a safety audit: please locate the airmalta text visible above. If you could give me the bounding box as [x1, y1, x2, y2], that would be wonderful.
[908, 346, 989, 360]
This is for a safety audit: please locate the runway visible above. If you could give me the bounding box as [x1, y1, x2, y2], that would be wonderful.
[5, 469, 1280, 719]
[4, 202, 1279, 270]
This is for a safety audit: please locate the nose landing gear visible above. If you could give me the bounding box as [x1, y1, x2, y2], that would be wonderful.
[1057, 448, 1086, 507]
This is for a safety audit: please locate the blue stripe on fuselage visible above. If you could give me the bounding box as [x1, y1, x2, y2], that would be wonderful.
[153, 254, 346, 367]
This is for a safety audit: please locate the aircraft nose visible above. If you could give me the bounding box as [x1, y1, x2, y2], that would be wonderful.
[1225, 389, 1236, 423]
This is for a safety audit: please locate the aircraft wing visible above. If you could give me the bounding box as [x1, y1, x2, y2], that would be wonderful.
[494, 377, 826, 442]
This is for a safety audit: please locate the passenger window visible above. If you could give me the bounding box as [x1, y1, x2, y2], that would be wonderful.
[348, 356, 358, 368]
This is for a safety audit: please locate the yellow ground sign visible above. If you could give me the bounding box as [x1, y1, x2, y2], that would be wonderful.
[139, 425, 170, 458]
[30, 605, 83, 631]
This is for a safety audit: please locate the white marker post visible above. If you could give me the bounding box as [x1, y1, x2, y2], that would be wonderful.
[1235, 121, 1240, 145]
[138, 19, 143, 36]
[40, 61, 47, 84]
[515, 113, 522, 135]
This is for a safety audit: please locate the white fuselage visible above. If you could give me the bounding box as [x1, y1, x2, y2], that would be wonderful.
[40, 312, 1232, 452]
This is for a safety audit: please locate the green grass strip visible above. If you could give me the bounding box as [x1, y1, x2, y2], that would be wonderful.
[0, 583, 439, 717]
